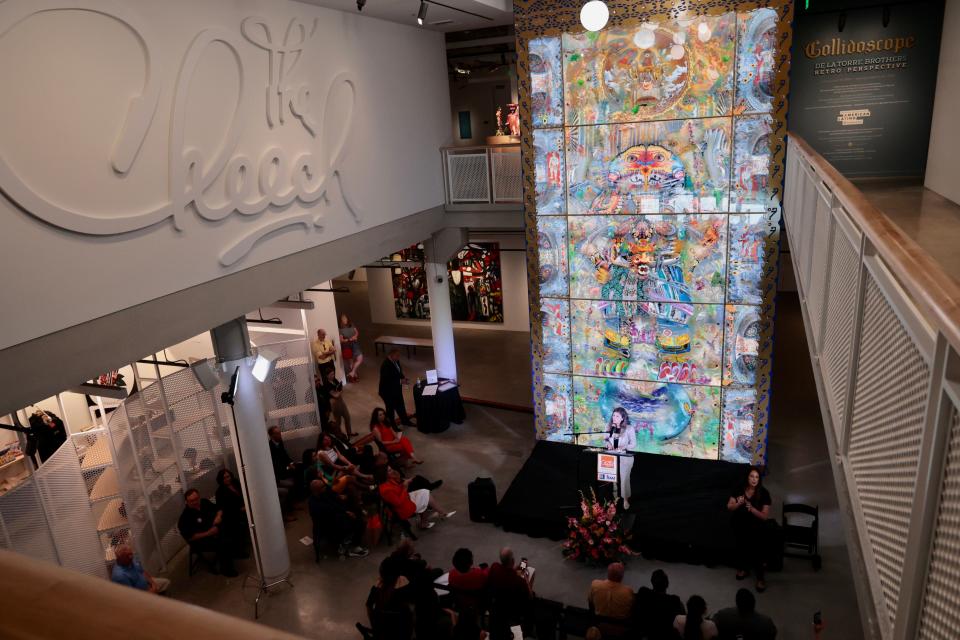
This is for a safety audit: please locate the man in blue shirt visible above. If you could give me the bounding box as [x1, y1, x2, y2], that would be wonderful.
[110, 544, 170, 594]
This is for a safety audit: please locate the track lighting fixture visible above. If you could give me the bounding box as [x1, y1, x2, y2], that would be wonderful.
[418, 1, 428, 26]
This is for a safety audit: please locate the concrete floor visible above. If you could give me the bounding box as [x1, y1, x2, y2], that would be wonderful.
[165, 290, 863, 640]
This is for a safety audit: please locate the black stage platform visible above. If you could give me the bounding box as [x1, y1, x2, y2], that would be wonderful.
[497, 441, 749, 565]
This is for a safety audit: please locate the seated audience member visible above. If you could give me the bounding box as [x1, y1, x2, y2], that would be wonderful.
[585, 628, 602, 640]
[111, 544, 170, 594]
[589, 562, 634, 637]
[712, 588, 777, 640]
[177, 488, 238, 577]
[214, 469, 249, 554]
[634, 569, 686, 640]
[449, 547, 489, 609]
[308, 479, 369, 558]
[316, 433, 375, 485]
[367, 557, 414, 640]
[379, 466, 455, 529]
[320, 429, 362, 465]
[452, 607, 488, 640]
[674, 595, 718, 640]
[371, 407, 423, 465]
[487, 547, 533, 636]
[267, 426, 299, 521]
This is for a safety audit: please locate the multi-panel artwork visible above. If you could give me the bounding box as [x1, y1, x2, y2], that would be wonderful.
[528, 8, 782, 464]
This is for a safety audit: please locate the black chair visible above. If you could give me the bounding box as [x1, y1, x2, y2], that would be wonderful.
[560, 605, 594, 639]
[782, 503, 821, 570]
[532, 597, 564, 640]
[380, 499, 417, 544]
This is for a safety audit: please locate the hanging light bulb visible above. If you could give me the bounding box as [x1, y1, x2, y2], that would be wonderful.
[697, 20, 712, 42]
[580, 1, 609, 32]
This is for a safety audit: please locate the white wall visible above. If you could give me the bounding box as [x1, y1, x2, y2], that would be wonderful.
[926, 0, 960, 204]
[0, 0, 451, 352]
[368, 235, 530, 332]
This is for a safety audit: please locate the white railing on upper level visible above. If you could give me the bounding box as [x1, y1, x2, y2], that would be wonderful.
[785, 134, 960, 640]
[441, 144, 522, 206]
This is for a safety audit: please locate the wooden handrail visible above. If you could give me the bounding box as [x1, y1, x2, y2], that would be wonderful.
[789, 133, 960, 353]
[0, 550, 305, 640]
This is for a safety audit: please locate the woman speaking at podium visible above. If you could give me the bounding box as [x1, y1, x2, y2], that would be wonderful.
[605, 407, 636, 510]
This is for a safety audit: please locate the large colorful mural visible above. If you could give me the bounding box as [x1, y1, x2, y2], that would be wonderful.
[391, 242, 504, 324]
[521, 2, 789, 465]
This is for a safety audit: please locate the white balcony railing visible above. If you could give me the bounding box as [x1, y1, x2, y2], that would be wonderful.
[441, 144, 522, 206]
[785, 134, 960, 640]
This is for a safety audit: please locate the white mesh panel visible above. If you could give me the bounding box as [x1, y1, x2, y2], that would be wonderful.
[820, 227, 860, 440]
[492, 149, 522, 202]
[35, 441, 105, 577]
[848, 273, 930, 626]
[263, 339, 320, 462]
[798, 177, 819, 292]
[0, 478, 58, 564]
[447, 153, 490, 203]
[918, 407, 960, 640]
[806, 196, 833, 351]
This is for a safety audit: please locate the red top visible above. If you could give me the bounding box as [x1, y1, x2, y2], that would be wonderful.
[449, 566, 489, 591]
[379, 479, 416, 519]
[374, 423, 398, 444]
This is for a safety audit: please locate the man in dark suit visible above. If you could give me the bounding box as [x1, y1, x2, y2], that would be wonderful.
[379, 349, 414, 427]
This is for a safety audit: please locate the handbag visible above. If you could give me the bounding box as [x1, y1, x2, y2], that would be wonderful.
[342, 346, 354, 360]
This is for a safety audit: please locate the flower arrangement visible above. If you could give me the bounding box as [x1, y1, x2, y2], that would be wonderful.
[562, 489, 631, 563]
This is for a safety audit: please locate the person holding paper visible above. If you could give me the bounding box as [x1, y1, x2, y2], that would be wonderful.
[605, 407, 636, 510]
[379, 348, 415, 427]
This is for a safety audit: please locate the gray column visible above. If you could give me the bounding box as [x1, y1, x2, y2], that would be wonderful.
[424, 229, 468, 381]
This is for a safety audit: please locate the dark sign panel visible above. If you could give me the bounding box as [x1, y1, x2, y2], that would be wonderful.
[789, 3, 943, 177]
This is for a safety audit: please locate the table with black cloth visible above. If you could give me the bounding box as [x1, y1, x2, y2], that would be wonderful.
[413, 380, 465, 433]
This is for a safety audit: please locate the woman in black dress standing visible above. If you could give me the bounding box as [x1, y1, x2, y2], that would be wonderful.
[215, 468, 249, 554]
[726, 466, 771, 592]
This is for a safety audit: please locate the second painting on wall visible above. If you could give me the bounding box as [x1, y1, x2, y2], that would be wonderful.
[391, 243, 504, 323]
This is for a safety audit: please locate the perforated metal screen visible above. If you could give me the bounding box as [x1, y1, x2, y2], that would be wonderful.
[806, 195, 833, 351]
[918, 406, 960, 640]
[492, 149, 522, 202]
[447, 152, 490, 202]
[262, 339, 320, 461]
[820, 226, 861, 440]
[848, 272, 930, 626]
[0, 478, 58, 564]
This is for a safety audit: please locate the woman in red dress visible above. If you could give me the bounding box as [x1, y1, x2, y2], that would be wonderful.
[370, 407, 423, 465]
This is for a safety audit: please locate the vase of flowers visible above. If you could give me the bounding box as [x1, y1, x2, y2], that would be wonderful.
[562, 489, 631, 564]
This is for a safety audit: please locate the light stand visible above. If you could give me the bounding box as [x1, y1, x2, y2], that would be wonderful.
[221, 365, 293, 619]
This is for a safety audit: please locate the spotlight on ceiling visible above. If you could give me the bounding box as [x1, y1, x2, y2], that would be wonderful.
[580, 1, 609, 32]
[417, 1, 428, 26]
[357, 0, 366, 11]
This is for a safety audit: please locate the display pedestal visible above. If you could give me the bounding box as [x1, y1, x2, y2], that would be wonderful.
[485, 135, 520, 145]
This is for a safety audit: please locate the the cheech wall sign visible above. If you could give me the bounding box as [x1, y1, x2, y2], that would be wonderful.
[0, 1, 362, 267]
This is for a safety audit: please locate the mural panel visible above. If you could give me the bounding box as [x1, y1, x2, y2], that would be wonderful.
[530, 36, 564, 128]
[568, 215, 728, 304]
[720, 386, 757, 463]
[566, 118, 732, 215]
[723, 304, 761, 387]
[537, 216, 569, 297]
[563, 13, 736, 125]
[727, 212, 777, 305]
[732, 114, 775, 212]
[391, 244, 429, 319]
[534, 128, 566, 213]
[735, 9, 778, 114]
[571, 299, 723, 385]
[542, 374, 573, 442]
[449, 243, 504, 323]
[572, 376, 721, 459]
[541, 298, 570, 373]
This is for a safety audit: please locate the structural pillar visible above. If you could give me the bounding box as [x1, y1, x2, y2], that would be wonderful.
[424, 228, 468, 381]
[211, 319, 290, 582]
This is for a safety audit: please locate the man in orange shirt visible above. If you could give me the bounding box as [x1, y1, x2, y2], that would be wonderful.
[589, 562, 634, 636]
[379, 467, 455, 529]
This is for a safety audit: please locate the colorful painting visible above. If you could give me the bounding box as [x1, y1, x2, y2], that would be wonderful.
[568, 215, 728, 304]
[524, 4, 788, 464]
[571, 300, 723, 385]
[566, 118, 732, 215]
[530, 36, 564, 128]
[723, 305, 761, 386]
[728, 213, 777, 305]
[735, 9, 777, 114]
[537, 216, 569, 297]
[449, 243, 504, 323]
[391, 245, 429, 319]
[572, 376, 721, 459]
[720, 386, 757, 463]
[542, 299, 570, 373]
[563, 13, 736, 126]
[543, 374, 573, 442]
[534, 128, 566, 214]
[732, 114, 775, 212]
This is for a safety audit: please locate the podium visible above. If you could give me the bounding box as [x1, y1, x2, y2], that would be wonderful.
[587, 448, 634, 504]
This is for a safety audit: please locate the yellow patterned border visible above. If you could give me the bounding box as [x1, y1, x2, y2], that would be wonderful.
[517, 0, 794, 465]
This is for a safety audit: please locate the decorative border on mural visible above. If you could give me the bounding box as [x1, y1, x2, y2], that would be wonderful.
[516, 0, 794, 465]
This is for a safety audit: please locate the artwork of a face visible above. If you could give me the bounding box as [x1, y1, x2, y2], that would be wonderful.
[529, 8, 782, 463]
